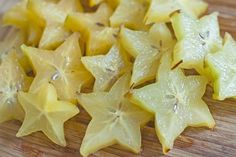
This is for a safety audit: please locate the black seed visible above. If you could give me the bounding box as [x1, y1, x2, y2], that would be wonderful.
[199, 33, 205, 40]
[166, 95, 175, 99]
[203, 57, 207, 68]
[170, 9, 181, 17]
[206, 31, 210, 38]
[151, 45, 158, 49]
[171, 60, 183, 70]
[118, 103, 122, 110]
[96, 22, 105, 27]
[113, 33, 118, 38]
[27, 70, 34, 77]
[159, 40, 163, 47]
[130, 83, 135, 90]
[106, 68, 114, 72]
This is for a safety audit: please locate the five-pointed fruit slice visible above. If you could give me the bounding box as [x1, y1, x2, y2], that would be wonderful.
[65, 3, 117, 55]
[78, 74, 152, 157]
[2, 0, 29, 29]
[206, 33, 236, 100]
[145, 0, 208, 24]
[0, 29, 32, 73]
[81, 44, 131, 91]
[171, 12, 222, 77]
[89, 0, 120, 8]
[110, 0, 149, 30]
[129, 52, 215, 153]
[21, 33, 92, 103]
[2, 0, 43, 46]
[86, 27, 119, 56]
[0, 29, 25, 57]
[0, 50, 32, 123]
[120, 23, 176, 86]
[17, 83, 79, 146]
[27, 0, 83, 49]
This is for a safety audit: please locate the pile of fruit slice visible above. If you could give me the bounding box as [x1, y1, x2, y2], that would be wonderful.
[0, 0, 235, 156]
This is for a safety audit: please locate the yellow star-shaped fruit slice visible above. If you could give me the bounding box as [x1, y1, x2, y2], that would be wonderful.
[171, 12, 222, 77]
[27, 0, 83, 49]
[206, 33, 236, 100]
[2, 0, 43, 46]
[21, 33, 92, 103]
[129, 51, 215, 153]
[0, 50, 32, 123]
[0, 28, 32, 73]
[77, 74, 152, 157]
[145, 0, 208, 24]
[0, 29, 25, 56]
[65, 3, 118, 56]
[110, 0, 149, 30]
[120, 23, 176, 86]
[81, 44, 131, 91]
[17, 83, 79, 146]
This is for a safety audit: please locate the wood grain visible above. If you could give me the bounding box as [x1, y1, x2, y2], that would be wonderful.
[0, 0, 236, 157]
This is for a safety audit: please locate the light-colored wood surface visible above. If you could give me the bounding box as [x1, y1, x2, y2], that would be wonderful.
[0, 0, 236, 157]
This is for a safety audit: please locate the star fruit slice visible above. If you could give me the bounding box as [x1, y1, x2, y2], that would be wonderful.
[2, 0, 44, 46]
[65, 3, 118, 55]
[2, 0, 29, 28]
[21, 33, 92, 103]
[0, 29, 32, 73]
[27, 0, 83, 49]
[129, 51, 215, 153]
[0, 50, 32, 123]
[78, 74, 152, 157]
[145, 0, 208, 24]
[0, 29, 25, 57]
[110, 0, 149, 30]
[81, 44, 131, 92]
[206, 33, 236, 100]
[120, 23, 176, 86]
[171, 12, 222, 78]
[17, 83, 79, 146]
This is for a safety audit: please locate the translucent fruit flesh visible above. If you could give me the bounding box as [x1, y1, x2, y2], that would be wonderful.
[110, 0, 149, 30]
[21, 33, 92, 103]
[129, 52, 215, 153]
[17, 83, 79, 146]
[207, 33, 236, 100]
[145, 0, 208, 24]
[89, 0, 120, 8]
[0, 29, 32, 73]
[81, 44, 131, 91]
[2, 0, 43, 46]
[27, 0, 83, 49]
[120, 23, 176, 86]
[65, 4, 117, 55]
[0, 51, 32, 123]
[78, 74, 152, 157]
[171, 12, 222, 79]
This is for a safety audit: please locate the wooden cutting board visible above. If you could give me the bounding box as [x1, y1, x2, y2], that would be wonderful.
[0, 0, 236, 157]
